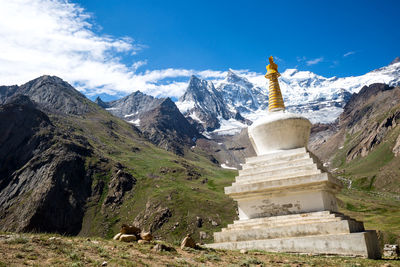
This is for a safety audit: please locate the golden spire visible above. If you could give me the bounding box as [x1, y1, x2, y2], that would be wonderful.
[265, 56, 285, 111]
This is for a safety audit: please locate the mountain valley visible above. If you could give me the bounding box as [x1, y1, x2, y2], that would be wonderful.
[1, 60, 400, 251]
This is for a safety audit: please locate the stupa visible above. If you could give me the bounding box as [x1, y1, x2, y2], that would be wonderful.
[206, 57, 381, 259]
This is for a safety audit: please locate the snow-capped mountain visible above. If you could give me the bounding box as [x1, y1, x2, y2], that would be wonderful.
[177, 59, 400, 134]
[177, 75, 248, 132]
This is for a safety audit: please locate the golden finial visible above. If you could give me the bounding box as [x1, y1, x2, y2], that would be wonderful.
[265, 56, 285, 111]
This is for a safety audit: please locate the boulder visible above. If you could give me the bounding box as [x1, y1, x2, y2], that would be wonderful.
[113, 233, 122, 240]
[119, 234, 137, 242]
[140, 232, 153, 241]
[120, 224, 141, 235]
[180, 234, 196, 249]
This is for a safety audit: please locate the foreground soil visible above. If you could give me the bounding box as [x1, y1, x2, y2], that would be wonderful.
[1, 233, 399, 267]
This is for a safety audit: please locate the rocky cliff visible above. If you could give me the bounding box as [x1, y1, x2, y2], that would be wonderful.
[310, 83, 400, 193]
[0, 95, 92, 234]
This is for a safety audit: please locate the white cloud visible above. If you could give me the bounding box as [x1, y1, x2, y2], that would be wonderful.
[343, 51, 356, 57]
[0, 0, 234, 99]
[306, 57, 324, 66]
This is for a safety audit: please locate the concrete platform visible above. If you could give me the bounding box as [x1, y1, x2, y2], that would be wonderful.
[206, 231, 381, 259]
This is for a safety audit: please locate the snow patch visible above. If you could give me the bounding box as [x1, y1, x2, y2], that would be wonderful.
[212, 118, 247, 135]
[176, 100, 195, 113]
[124, 111, 138, 118]
[189, 112, 205, 123]
[221, 164, 237, 170]
[128, 119, 140, 126]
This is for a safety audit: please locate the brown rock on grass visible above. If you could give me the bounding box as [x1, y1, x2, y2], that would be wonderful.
[140, 232, 153, 241]
[180, 234, 196, 249]
[119, 234, 137, 242]
[113, 233, 122, 240]
[120, 224, 141, 235]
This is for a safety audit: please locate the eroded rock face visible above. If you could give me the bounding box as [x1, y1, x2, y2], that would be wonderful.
[0, 96, 92, 234]
[310, 84, 400, 163]
[133, 201, 172, 233]
[103, 169, 136, 207]
[346, 110, 400, 161]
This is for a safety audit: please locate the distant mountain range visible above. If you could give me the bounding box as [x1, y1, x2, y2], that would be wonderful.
[93, 58, 400, 137]
[177, 58, 400, 134]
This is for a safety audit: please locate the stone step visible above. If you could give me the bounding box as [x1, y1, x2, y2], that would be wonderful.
[226, 173, 334, 195]
[223, 217, 343, 231]
[245, 147, 307, 165]
[215, 220, 364, 243]
[206, 231, 381, 259]
[243, 151, 311, 170]
[224, 213, 364, 232]
[234, 167, 321, 185]
[233, 210, 334, 224]
[237, 162, 319, 182]
[226, 213, 346, 229]
[240, 157, 315, 176]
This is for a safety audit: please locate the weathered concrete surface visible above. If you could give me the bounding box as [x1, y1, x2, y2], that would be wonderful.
[248, 111, 311, 155]
[207, 231, 381, 259]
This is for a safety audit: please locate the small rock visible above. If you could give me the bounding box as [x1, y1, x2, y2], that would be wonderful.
[240, 249, 248, 254]
[138, 239, 150, 244]
[119, 234, 137, 242]
[181, 234, 196, 249]
[102, 261, 108, 266]
[140, 232, 153, 241]
[211, 220, 219, 226]
[383, 244, 399, 257]
[199, 231, 207, 240]
[113, 233, 122, 240]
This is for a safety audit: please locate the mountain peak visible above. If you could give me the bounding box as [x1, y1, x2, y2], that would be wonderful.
[94, 96, 108, 108]
[282, 69, 299, 77]
[389, 57, 400, 65]
[226, 69, 242, 82]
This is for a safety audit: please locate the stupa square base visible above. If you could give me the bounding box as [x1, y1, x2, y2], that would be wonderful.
[206, 231, 381, 259]
[214, 211, 365, 242]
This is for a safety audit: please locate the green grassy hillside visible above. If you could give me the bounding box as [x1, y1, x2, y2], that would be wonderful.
[49, 106, 237, 243]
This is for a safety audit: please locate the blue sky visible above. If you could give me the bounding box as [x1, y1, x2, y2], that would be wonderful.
[78, 0, 399, 77]
[0, 0, 399, 101]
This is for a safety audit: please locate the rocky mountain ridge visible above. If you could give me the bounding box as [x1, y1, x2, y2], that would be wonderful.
[95, 91, 201, 155]
[0, 75, 91, 115]
[310, 83, 400, 193]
